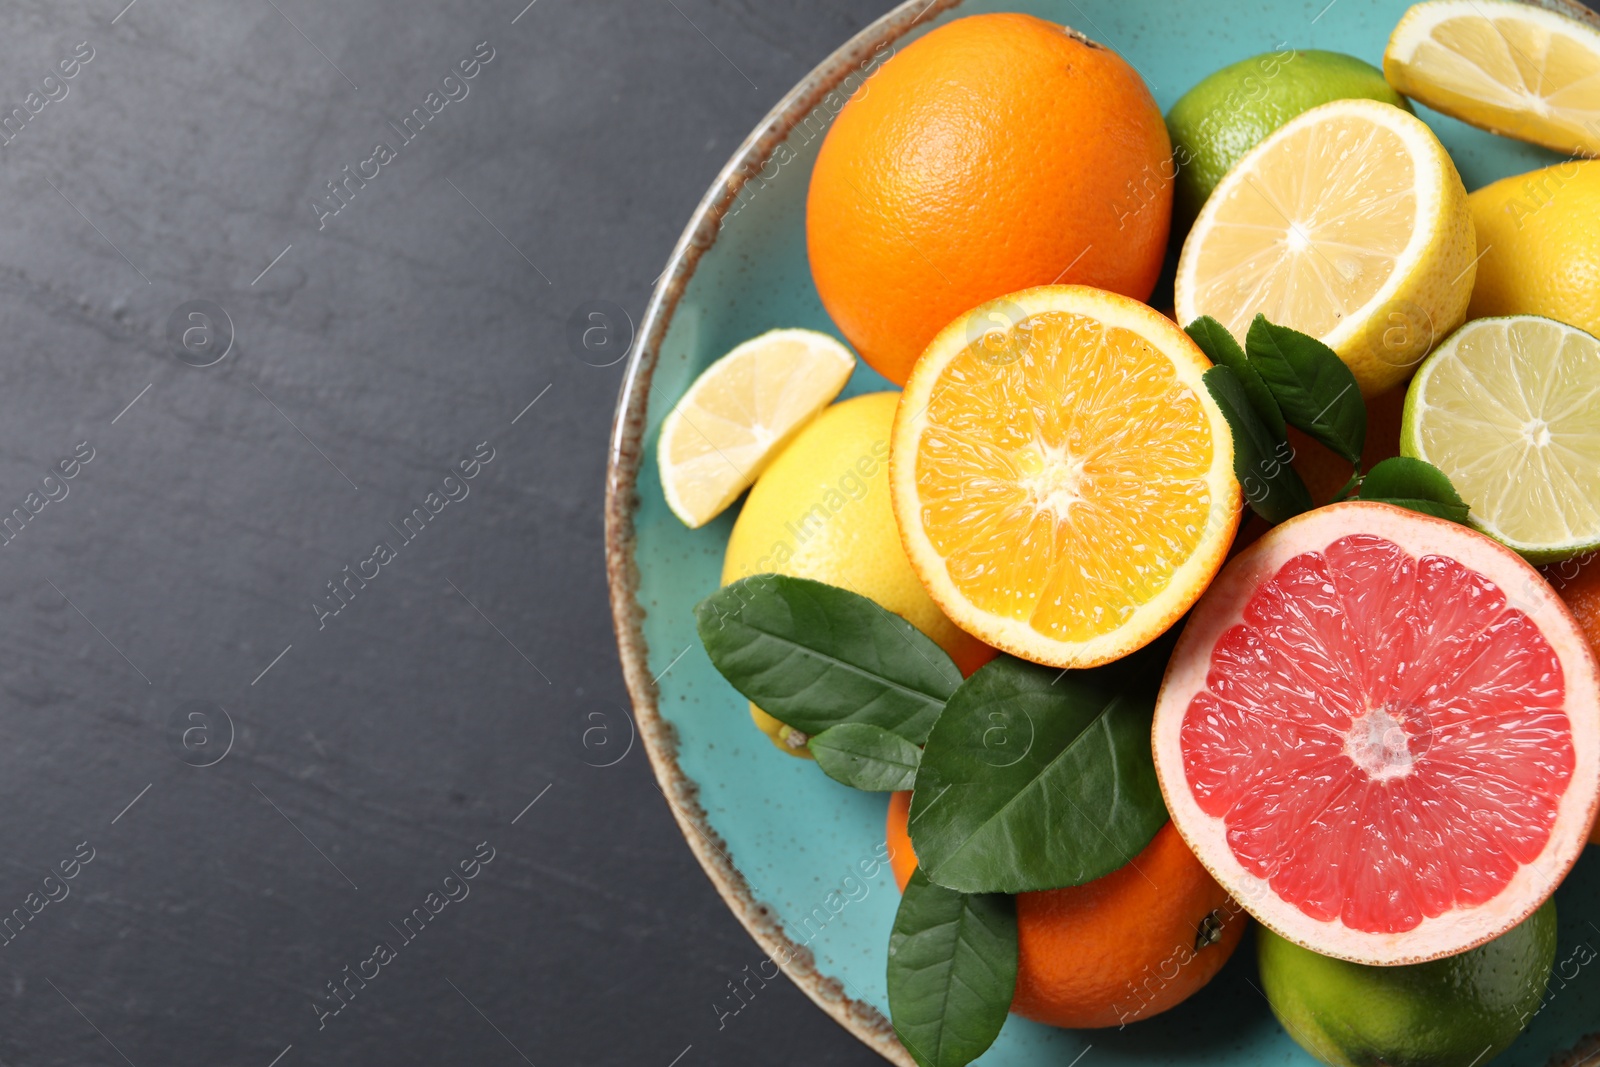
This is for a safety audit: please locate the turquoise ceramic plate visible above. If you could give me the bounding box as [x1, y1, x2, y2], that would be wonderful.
[606, 1, 1600, 1062]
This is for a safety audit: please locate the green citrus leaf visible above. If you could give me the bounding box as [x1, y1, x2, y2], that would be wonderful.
[1245, 315, 1366, 464]
[694, 574, 960, 743]
[909, 654, 1168, 894]
[1204, 365, 1314, 525]
[887, 868, 1016, 1067]
[809, 723, 922, 792]
[1187, 315, 1285, 437]
[1357, 456, 1471, 524]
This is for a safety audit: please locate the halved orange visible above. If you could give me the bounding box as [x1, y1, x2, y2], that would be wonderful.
[889, 286, 1242, 669]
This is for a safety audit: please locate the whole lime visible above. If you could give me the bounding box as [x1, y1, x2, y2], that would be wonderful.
[1167, 50, 1412, 232]
[1258, 898, 1556, 1067]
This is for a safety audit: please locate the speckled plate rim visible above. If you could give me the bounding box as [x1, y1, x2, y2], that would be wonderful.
[604, 4, 958, 1059]
[603, 1, 1600, 1064]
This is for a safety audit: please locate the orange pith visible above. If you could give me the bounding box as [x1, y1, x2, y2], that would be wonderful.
[892, 286, 1241, 668]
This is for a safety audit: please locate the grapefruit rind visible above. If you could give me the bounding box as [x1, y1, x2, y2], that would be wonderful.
[890, 285, 1242, 670]
[1152, 501, 1600, 965]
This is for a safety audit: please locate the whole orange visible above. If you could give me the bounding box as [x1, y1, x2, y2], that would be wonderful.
[1289, 383, 1408, 505]
[1549, 556, 1600, 844]
[887, 789, 919, 889]
[806, 13, 1172, 386]
[1230, 385, 1408, 558]
[885, 792, 1245, 1029]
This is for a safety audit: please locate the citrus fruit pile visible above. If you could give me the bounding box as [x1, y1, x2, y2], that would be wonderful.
[661, 5, 1600, 1067]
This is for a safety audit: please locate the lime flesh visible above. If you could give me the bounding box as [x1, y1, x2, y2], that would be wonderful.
[1401, 315, 1600, 564]
[1258, 898, 1556, 1067]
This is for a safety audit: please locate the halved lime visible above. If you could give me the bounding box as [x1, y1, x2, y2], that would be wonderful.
[1402, 315, 1600, 563]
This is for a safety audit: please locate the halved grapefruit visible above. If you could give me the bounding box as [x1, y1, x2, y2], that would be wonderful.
[1153, 501, 1600, 965]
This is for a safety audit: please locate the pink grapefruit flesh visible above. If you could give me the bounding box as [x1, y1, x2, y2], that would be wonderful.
[1153, 502, 1600, 965]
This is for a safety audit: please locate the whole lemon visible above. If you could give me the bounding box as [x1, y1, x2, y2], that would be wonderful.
[723, 392, 991, 755]
[1466, 160, 1600, 337]
[806, 13, 1171, 386]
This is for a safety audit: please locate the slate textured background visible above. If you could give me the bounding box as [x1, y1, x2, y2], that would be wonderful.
[1, 1, 1596, 1066]
[0, 1, 897, 1064]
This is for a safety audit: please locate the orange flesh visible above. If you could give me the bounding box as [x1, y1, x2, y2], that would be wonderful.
[914, 311, 1216, 643]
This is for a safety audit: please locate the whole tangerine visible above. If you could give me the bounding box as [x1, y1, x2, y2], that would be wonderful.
[886, 791, 1245, 1029]
[806, 13, 1172, 386]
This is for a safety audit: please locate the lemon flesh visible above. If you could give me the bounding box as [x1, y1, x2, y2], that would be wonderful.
[1385, 0, 1600, 158]
[1175, 98, 1476, 396]
[1167, 49, 1410, 232]
[1402, 315, 1600, 562]
[658, 328, 855, 529]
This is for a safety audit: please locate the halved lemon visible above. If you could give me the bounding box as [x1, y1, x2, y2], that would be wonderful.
[1174, 98, 1476, 397]
[658, 328, 855, 528]
[1401, 315, 1600, 563]
[1385, 0, 1600, 158]
[890, 286, 1241, 669]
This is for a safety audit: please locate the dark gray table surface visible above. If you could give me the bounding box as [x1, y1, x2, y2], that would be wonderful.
[2, 1, 1595, 1065]
[0, 1, 897, 1064]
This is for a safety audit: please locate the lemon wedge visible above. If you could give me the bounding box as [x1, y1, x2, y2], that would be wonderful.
[1385, 0, 1600, 158]
[658, 328, 855, 528]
